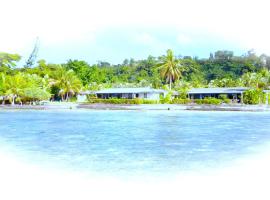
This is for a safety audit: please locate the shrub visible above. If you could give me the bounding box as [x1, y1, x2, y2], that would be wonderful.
[171, 98, 191, 104]
[160, 92, 172, 104]
[223, 98, 231, 104]
[194, 99, 203, 104]
[142, 99, 158, 104]
[218, 94, 227, 100]
[194, 97, 222, 105]
[243, 89, 265, 104]
[88, 98, 158, 104]
[69, 96, 78, 102]
[217, 94, 231, 104]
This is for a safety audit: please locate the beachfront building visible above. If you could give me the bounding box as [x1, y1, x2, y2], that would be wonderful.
[77, 91, 95, 102]
[187, 87, 248, 103]
[95, 87, 168, 100]
[264, 90, 270, 105]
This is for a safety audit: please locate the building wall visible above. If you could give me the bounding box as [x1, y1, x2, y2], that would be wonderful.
[142, 92, 162, 100]
[189, 93, 242, 103]
[77, 94, 88, 102]
[97, 92, 163, 100]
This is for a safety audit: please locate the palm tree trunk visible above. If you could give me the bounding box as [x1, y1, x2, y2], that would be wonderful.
[11, 96, 15, 106]
[169, 76, 172, 90]
[66, 92, 69, 101]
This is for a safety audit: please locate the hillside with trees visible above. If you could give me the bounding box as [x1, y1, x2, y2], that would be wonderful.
[1, 49, 270, 104]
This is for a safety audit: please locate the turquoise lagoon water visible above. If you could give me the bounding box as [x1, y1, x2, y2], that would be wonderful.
[0, 110, 270, 176]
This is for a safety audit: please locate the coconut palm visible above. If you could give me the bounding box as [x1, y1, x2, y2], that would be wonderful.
[0, 73, 7, 104]
[157, 49, 182, 90]
[5, 73, 26, 105]
[240, 72, 264, 89]
[53, 67, 82, 101]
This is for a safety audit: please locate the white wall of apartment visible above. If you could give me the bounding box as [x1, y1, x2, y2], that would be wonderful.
[77, 94, 88, 102]
[139, 92, 162, 100]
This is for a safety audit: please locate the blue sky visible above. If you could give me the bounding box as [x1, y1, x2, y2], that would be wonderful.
[1, 0, 269, 65]
[37, 27, 246, 64]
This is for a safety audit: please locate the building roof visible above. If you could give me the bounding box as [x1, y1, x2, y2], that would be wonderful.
[96, 87, 166, 94]
[188, 87, 248, 94]
[79, 91, 96, 95]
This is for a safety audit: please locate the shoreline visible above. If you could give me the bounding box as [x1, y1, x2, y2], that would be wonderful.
[1, 103, 270, 112]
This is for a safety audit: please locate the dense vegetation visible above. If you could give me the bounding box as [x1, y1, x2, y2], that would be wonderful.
[1, 49, 270, 105]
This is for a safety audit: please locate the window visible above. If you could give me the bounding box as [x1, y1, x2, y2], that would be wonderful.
[144, 93, 147, 98]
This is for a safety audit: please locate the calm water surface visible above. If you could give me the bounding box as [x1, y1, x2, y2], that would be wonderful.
[0, 110, 270, 176]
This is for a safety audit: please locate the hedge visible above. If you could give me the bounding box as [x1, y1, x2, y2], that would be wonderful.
[171, 99, 192, 104]
[194, 98, 222, 105]
[88, 98, 158, 104]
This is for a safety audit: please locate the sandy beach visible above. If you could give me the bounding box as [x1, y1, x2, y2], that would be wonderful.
[1, 147, 270, 200]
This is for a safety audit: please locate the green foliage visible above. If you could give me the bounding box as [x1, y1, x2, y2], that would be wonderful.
[0, 73, 52, 104]
[88, 98, 158, 104]
[0, 52, 21, 72]
[65, 60, 92, 85]
[22, 87, 51, 102]
[209, 78, 240, 87]
[52, 67, 82, 101]
[157, 49, 182, 90]
[160, 92, 172, 104]
[171, 98, 191, 104]
[217, 94, 230, 103]
[2, 49, 270, 105]
[243, 89, 265, 104]
[218, 94, 228, 100]
[194, 98, 222, 105]
[174, 80, 190, 99]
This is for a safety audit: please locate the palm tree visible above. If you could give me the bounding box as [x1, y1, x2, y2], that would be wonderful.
[0, 73, 6, 104]
[53, 67, 82, 101]
[241, 72, 263, 89]
[5, 73, 26, 105]
[157, 49, 182, 90]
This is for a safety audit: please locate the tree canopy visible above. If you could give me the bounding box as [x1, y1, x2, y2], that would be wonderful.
[1, 49, 270, 105]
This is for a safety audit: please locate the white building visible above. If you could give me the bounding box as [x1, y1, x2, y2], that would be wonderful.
[77, 91, 95, 102]
[95, 87, 167, 100]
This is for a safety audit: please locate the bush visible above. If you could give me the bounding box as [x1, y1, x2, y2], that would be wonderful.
[218, 94, 231, 104]
[171, 98, 191, 104]
[218, 94, 227, 100]
[22, 88, 51, 103]
[243, 89, 265, 104]
[88, 98, 158, 104]
[194, 97, 222, 105]
[69, 96, 78, 102]
[160, 92, 172, 104]
[223, 98, 231, 104]
[142, 99, 158, 104]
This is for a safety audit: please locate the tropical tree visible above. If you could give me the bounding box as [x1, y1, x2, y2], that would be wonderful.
[5, 73, 27, 105]
[52, 67, 82, 101]
[174, 80, 191, 99]
[0, 73, 7, 104]
[21, 74, 51, 104]
[0, 52, 21, 73]
[240, 72, 263, 88]
[157, 49, 182, 90]
[209, 78, 240, 88]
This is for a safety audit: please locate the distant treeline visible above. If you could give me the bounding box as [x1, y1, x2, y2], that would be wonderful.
[1, 49, 270, 104]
